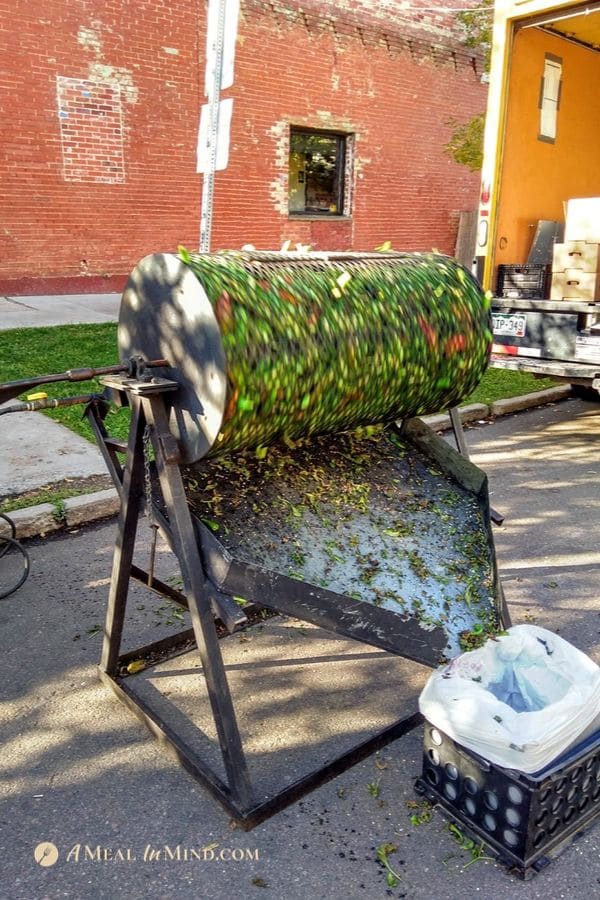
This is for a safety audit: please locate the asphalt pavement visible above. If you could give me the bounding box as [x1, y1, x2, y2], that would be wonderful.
[2, 396, 599, 900]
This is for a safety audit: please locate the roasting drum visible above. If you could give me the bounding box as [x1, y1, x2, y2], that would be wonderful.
[118, 250, 491, 463]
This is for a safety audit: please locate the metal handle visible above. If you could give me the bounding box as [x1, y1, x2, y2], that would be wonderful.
[0, 357, 169, 405]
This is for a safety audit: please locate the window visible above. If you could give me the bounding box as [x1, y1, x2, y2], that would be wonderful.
[539, 55, 562, 142]
[289, 128, 348, 216]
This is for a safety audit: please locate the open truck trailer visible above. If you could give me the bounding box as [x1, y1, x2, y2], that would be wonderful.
[476, 0, 600, 396]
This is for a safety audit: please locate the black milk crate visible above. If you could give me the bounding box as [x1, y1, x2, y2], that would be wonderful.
[497, 264, 549, 299]
[415, 721, 600, 879]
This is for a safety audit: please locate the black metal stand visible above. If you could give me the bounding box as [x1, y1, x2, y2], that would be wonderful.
[93, 377, 429, 828]
[448, 407, 504, 526]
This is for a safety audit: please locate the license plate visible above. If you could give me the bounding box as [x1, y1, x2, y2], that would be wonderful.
[492, 313, 527, 338]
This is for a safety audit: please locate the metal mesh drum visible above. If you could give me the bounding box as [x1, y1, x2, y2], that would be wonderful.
[118, 250, 492, 463]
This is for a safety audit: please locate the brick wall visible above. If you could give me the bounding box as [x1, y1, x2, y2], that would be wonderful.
[220, 0, 485, 254]
[0, 0, 486, 294]
[0, 0, 201, 294]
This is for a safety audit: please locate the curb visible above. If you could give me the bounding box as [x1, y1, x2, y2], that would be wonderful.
[7, 488, 120, 541]
[422, 385, 572, 432]
[489, 384, 571, 416]
[421, 402, 489, 433]
[5, 386, 574, 541]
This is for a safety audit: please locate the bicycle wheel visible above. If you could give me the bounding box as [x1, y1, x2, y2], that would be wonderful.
[0, 535, 30, 599]
[0, 513, 17, 559]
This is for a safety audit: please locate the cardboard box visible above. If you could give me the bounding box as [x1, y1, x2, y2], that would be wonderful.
[553, 241, 600, 273]
[564, 198, 600, 242]
[550, 268, 599, 301]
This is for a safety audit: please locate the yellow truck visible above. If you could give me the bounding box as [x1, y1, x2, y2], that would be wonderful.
[476, 0, 600, 395]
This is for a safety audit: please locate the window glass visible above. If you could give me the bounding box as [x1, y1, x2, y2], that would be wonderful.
[539, 57, 562, 142]
[289, 129, 346, 215]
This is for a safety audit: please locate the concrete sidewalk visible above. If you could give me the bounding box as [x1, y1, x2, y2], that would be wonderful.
[0, 292, 120, 330]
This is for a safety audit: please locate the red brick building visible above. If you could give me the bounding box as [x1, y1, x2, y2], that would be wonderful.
[0, 0, 486, 294]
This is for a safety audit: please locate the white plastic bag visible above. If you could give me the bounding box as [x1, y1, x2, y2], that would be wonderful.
[419, 624, 600, 773]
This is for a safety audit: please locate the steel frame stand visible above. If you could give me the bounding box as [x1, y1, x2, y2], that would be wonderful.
[448, 407, 504, 526]
[92, 378, 424, 829]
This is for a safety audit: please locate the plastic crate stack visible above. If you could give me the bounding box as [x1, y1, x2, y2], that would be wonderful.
[496, 264, 548, 299]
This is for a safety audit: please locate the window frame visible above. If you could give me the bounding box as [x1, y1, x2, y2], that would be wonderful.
[288, 126, 349, 218]
[538, 54, 562, 144]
